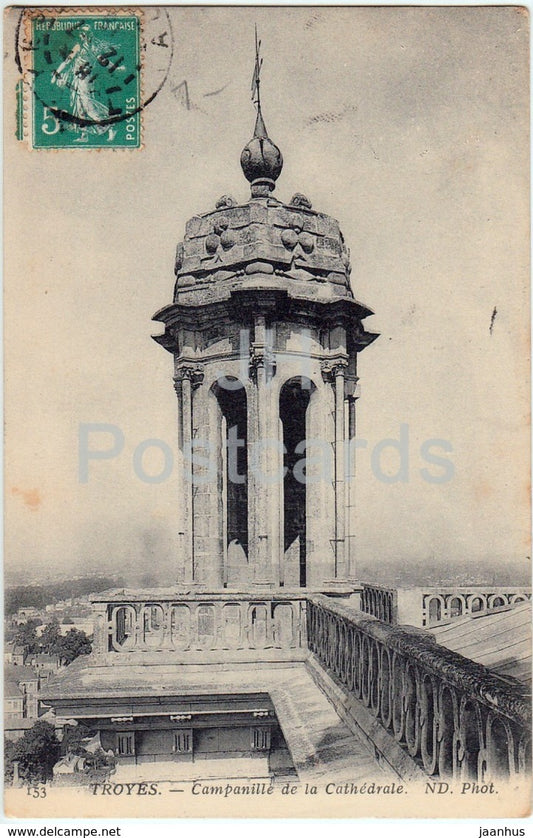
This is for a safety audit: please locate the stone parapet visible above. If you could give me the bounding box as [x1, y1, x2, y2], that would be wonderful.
[90, 591, 310, 661]
[360, 583, 532, 627]
[306, 593, 531, 783]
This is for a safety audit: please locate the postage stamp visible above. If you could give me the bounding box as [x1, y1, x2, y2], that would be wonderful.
[26, 10, 142, 149]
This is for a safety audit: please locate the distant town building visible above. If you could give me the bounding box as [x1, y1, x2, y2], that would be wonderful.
[4, 717, 35, 742]
[4, 642, 26, 666]
[28, 653, 62, 674]
[14, 607, 40, 622]
[4, 681, 24, 719]
[4, 663, 41, 731]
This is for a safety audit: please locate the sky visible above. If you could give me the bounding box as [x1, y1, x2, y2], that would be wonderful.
[4, 6, 530, 585]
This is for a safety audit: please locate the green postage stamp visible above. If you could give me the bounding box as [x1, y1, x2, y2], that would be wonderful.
[26, 11, 142, 149]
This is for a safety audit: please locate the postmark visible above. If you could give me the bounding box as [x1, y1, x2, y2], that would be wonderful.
[17, 8, 174, 149]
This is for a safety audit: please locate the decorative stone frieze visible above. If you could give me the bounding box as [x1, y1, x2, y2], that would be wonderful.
[173, 200, 354, 291]
[102, 593, 308, 656]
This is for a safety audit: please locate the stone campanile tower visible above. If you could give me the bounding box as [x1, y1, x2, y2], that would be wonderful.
[153, 57, 377, 591]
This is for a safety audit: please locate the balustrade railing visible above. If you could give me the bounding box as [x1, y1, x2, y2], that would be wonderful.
[361, 584, 396, 623]
[361, 584, 532, 627]
[421, 588, 532, 627]
[307, 594, 531, 783]
[89, 587, 531, 781]
[91, 592, 307, 657]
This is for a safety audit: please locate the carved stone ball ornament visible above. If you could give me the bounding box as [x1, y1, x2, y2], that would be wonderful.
[280, 227, 314, 254]
[240, 135, 283, 187]
[280, 228, 298, 250]
[213, 219, 229, 235]
[220, 229, 236, 250]
[205, 233, 219, 254]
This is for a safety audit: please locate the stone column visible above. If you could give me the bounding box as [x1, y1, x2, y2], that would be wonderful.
[220, 414, 228, 588]
[249, 315, 278, 586]
[205, 390, 225, 587]
[246, 375, 259, 584]
[333, 361, 347, 579]
[278, 416, 285, 587]
[321, 357, 348, 582]
[91, 601, 109, 659]
[345, 377, 359, 582]
[174, 363, 204, 584]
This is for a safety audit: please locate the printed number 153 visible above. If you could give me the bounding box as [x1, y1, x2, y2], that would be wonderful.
[27, 786, 47, 798]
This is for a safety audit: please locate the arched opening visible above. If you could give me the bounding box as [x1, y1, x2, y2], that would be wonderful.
[143, 604, 164, 649]
[460, 701, 482, 780]
[222, 603, 242, 647]
[170, 604, 191, 650]
[438, 687, 457, 778]
[420, 674, 437, 775]
[111, 605, 136, 652]
[486, 717, 512, 780]
[279, 377, 315, 587]
[386, 592, 394, 623]
[212, 379, 248, 573]
[470, 596, 484, 614]
[428, 597, 442, 624]
[449, 596, 463, 618]
[197, 604, 216, 648]
[490, 596, 506, 609]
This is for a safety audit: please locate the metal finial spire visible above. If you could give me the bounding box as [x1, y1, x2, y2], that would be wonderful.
[241, 27, 283, 194]
[251, 26, 267, 139]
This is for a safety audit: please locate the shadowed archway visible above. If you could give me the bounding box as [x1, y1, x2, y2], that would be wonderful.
[280, 376, 316, 587]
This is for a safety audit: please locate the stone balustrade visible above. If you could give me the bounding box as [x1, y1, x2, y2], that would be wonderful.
[88, 587, 531, 781]
[307, 594, 531, 782]
[91, 591, 307, 660]
[361, 584, 397, 623]
[361, 584, 532, 627]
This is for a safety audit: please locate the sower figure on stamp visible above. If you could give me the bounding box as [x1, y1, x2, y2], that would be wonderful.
[51, 25, 119, 142]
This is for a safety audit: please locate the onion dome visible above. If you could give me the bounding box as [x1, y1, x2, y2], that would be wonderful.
[240, 109, 283, 197]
